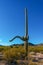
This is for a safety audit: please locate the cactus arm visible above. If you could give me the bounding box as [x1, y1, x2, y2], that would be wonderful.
[9, 35, 29, 42]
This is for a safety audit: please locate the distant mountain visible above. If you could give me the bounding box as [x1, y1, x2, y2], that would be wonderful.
[0, 45, 2, 46]
[36, 43, 43, 46]
[10, 42, 35, 46]
[28, 42, 35, 46]
[0, 43, 43, 46]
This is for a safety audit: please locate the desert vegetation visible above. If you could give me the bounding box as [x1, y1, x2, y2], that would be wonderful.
[0, 45, 43, 65]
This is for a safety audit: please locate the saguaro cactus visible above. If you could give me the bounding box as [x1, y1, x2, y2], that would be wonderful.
[9, 8, 29, 61]
[24, 8, 29, 60]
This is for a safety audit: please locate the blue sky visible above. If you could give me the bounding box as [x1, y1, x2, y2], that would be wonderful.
[0, 0, 43, 45]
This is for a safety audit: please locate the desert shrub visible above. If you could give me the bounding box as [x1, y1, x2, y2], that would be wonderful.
[29, 46, 43, 53]
[29, 62, 37, 65]
[3, 46, 26, 61]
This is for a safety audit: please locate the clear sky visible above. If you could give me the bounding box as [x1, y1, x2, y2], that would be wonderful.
[0, 0, 43, 45]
